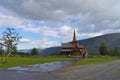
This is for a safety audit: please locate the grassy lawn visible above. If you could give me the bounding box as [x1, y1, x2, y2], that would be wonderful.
[0, 56, 119, 69]
[72, 57, 119, 66]
[0, 56, 74, 68]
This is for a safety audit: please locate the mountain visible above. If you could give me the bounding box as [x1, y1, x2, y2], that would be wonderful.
[78, 33, 120, 54]
[40, 47, 61, 55]
[19, 33, 120, 55]
[18, 47, 60, 55]
[18, 49, 31, 54]
[18, 48, 42, 54]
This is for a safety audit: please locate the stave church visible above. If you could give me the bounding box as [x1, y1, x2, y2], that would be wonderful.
[60, 30, 88, 57]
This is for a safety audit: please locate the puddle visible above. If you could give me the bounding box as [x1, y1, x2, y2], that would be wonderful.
[8, 61, 73, 72]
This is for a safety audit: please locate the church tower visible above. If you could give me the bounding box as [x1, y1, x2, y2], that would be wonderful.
[72, 30, 77, 47]
[61, 29, 86, 57]
[72, 30, 80, 56]
[73, 29, 77, 41]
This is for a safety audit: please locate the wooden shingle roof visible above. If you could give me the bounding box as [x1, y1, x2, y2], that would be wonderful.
[61, 43, 74, 48]
[61, 43, 84, 48]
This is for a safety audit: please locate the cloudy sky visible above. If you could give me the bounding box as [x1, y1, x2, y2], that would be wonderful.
[0, 0, 120, 49]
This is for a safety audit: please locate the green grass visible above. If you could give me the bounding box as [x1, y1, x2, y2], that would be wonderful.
[0, 56, 74, 68]
[0, 56, 118, 68]
[72, 57, 118, 66]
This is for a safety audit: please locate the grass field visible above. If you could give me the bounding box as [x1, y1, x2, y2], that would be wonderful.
[0, 56, 119, 69]
[0, 56, 74, 68]
[72, 57, 119, 66]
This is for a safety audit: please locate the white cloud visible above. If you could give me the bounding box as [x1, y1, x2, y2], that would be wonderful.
[59, 25, 74, 42]
[23, 26, 41, 33]
[41, 26, 58, 37]
[37, 38, 59, 49]
[0, 0, 120, 49]
[1, 0, 120, 34]
[60, 25, 72, 35]
[0, 7, 42, 33]
[20, 38, 32, 43]
[0, 12, 26, 27]
[30, 38, 59, 49]
[19, 37, 60, 49]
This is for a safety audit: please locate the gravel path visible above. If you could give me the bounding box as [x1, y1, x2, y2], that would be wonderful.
[53, 60, 120, 80]
[0, 60, 120, 80]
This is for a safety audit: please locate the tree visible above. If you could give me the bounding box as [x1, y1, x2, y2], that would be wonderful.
[108, 49, 114, 56]
[0, 42, 4, 56]
[113, 47, 120, 56]
[108, 47, 120, 56]
[31, 48, 39, 55]
[99, 42, 108, 55]
[2, 28, 21, 62]
[0, 42, 7, 63]
[11, 45, 18, 56]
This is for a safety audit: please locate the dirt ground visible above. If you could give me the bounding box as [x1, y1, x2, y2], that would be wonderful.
[0, 60, 120, 80]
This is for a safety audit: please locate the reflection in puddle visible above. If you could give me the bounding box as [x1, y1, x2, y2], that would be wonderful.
[8, 61, 73, 72]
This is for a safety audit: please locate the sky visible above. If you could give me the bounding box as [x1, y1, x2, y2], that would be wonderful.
[0, 0, 120, 49]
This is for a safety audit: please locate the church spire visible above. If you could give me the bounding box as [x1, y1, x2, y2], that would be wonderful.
[73, 29, 77, 42]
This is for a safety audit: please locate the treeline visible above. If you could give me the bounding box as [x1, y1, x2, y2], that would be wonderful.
[99, 42, 120, 56]
[0, 47, 39, 56]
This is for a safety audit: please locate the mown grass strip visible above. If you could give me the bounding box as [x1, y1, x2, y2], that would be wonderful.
[72, 57, 118, 66]
[0, 56, 74, 68]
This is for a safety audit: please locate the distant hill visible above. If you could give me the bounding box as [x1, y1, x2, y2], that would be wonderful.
[40, 47, 61, 55]
[78, 33, 120, 54]
[18, 47, 61, 56]
[19, 33, 120, 55]
[18, 48, 42, 54]
[18, 49, 31, 54]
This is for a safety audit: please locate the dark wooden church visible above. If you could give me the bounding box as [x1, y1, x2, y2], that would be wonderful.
[60, 30, 87, 57]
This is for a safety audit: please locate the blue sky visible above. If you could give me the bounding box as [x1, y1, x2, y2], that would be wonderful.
[0, 0, 120, 49]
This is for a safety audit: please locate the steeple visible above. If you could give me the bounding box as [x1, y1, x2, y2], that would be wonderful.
[73, 29, 77, 42]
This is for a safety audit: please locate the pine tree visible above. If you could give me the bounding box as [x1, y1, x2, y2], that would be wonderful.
[99, 42, 108, 55]
[31, 48, 39, 55]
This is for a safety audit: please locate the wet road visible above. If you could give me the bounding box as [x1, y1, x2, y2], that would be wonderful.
[0, 70, 63, 80]
[0, 60, 120, 80]
[8, 61, 73, 72]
